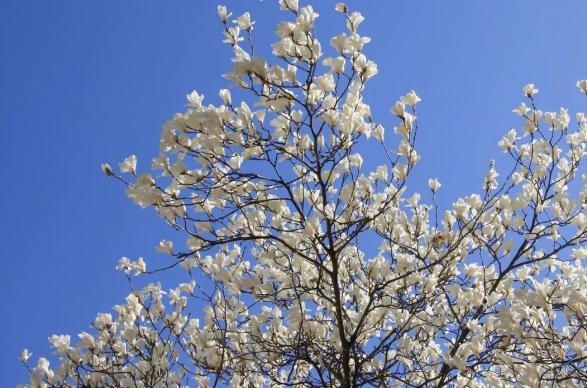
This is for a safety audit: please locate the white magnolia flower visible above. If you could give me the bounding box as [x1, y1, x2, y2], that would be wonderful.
[77, 332, 95, 349]
[116, 256, 146, 276]
[219, 88, 232, 105]
[512, 102, 529, 116]
[400, 90, 421, 107]
[390, 101, 406, 117]
[217, 5, 230, 23]
[228, 154, 244, 170]
[577, 79, 587, 94]
[119, 154, 137, 175]
[35, 357, 51, 376]
[428, 178, 441, 192]
[346, 12, 365, 33]
[186, 90, 204, 108]
[523, 83, 539, 97]
[48, 334, 71, 354]
[322, 56, 345, 73]
[156, 240, 174, 255]
[296, 5, 319, 31]
[100, 162, 113, 176]
[19, 348, 32, 362]
[132, 257, 147, 275]
[223, 26, 243, 46]
[330, 33, 349, 53]
[279, 0, 299, 13]
[335, 2, 348, 13]
[235, 12, 255, 30]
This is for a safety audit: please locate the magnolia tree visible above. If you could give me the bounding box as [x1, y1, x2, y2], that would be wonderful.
[21, 1, 587, 387]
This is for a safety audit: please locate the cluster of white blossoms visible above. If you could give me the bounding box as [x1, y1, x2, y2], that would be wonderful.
[24, 1, 587, 387]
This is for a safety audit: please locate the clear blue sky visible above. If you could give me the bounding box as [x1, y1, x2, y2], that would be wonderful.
[1, 0, 586, 384]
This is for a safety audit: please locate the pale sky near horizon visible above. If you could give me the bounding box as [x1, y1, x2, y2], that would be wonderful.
[2, 0, 587, 384]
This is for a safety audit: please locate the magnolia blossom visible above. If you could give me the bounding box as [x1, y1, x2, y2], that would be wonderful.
[428, 178, 441, 192]
[335, 2, 348, 13]
[100, 162, 113, 176]
[217, 5, 230, 23]
[118, 154, 137, 175]
[523, 83, 539, 97]
[401, 90, 421, 106]
[235, 12, 254, 30]
[23, 2, 587, 387]
[115, 256, 146, 276]
[156, 240, 174, 255]
[218, 88, 231, 105]
[19, 349, 32, 363]
[279, 0, 299, 13]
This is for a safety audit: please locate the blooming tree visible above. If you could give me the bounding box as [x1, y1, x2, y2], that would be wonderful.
[22, 1, 587, 387]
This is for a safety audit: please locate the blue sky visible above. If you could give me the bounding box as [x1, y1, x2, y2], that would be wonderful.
[1, 0, 586, 384]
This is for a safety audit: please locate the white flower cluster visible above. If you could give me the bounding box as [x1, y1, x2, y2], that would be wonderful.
[24, 1, 587, 387]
